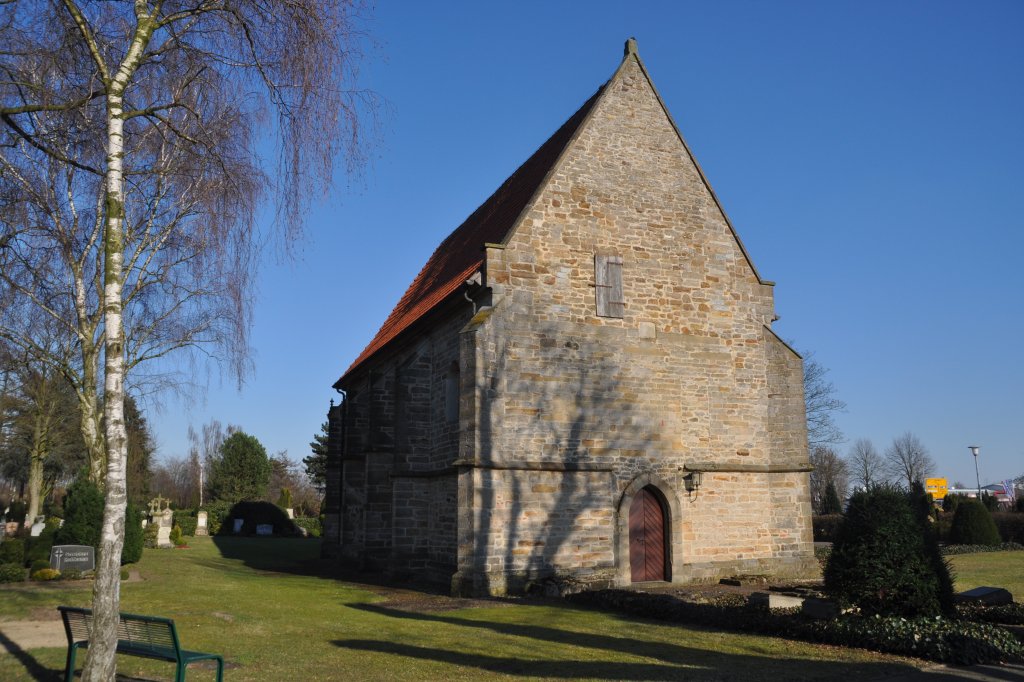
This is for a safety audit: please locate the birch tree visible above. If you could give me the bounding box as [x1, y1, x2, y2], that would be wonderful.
[1, 3, 373, 678]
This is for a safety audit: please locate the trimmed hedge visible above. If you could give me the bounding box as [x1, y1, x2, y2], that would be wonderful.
[949, 500, 1001, 546]
[0, 562, 25, 583]
[217, 501, 301, 536]
[0, 538, 25, 565]
[812, 514, 842, 542]
[172, 511, 198, 537]
[993, 512, 1024, 544]
[293, 516, 322, 538]
[943, 542, 1023, 555]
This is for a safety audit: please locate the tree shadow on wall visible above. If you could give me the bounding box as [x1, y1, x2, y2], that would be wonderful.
[472, 317, 658, 593]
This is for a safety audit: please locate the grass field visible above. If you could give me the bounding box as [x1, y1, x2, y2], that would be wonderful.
[2, 539, 1018, 681]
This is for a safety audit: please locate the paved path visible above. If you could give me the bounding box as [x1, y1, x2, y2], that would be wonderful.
[0, 619, 64, 652]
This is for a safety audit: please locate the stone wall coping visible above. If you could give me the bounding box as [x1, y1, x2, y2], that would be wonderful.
[452, 458, 614, 472]
[684, 463, 813, 473]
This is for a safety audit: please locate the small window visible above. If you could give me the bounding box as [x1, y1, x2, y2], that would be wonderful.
[444, 362, 459, 424]
[595, 253, 624, 318]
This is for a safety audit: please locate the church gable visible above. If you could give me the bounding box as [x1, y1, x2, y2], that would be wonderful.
[492, 47, 775, 337]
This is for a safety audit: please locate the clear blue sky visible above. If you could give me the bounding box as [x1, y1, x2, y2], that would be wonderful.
[150, 1, 1023, 490]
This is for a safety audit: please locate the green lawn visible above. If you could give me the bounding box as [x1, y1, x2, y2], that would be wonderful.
[8, 539, 1016, 681]
[949, 551, 1024, 597]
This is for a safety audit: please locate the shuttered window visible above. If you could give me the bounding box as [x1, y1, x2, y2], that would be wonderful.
[595, 253, 624, 318]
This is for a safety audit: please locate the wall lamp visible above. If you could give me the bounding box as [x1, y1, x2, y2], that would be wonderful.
[683, 470, 703, 494]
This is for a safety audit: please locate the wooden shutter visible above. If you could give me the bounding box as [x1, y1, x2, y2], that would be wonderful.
[595, 253, 624, 318]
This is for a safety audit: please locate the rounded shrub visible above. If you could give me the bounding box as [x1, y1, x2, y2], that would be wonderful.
[0, 562, 25, 583]
[30, 559, 50, 573]
[824, 485, 951, 617]
[218, 500, 300, 536]
[31, 567, 60, 581]
[0, 538, 25, 565]
[949, 500, 1001, 545]
[54, 478, 104, 549]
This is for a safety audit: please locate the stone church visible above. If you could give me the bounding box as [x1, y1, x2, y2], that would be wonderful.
[322, 40, 816, 596]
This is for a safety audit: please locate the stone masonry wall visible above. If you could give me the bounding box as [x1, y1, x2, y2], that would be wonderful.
[331, 304, 473, 578]
[457, 54, 815, 593]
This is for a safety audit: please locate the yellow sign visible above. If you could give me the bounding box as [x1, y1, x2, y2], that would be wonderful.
[925, 478, 948, 500]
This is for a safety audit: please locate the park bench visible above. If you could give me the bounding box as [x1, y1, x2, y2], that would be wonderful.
[57, 605, 224, 681]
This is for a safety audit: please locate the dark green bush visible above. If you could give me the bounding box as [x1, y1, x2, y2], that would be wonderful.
[810, 613, 1023, 665]
[959, 601, 1024, 626]
[30, 559, 50, 573]
[812, 514, 842, 542]
[0, 538, 25, 565]
[172, 511, 197, 536]
[122, 503, 144, 565]
[0, 562, 25, 582]
[218, 501, 300, 536]
[910, 482, 955, 614]
[25, 520, 60, 567]
[992, 512, 1024, 544]
[6, 500, 27, 525]
[1016, 497, 1024, 513]
[54, 478, 104, 549]
[942, 542, 1023, 555]
[566, 589, 1024, 665]
[143, 522, 159, 549]
[824, 485, 951, 617]
[980, 492, 1000, 512]
[821, 483, 843, 515]
[942, 493, 967, 514]
[949, 500, 1001, 546]
[293, 516, 322, 538]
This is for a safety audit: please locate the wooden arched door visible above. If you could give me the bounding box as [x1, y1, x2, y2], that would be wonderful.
[628, 486, 668, 582]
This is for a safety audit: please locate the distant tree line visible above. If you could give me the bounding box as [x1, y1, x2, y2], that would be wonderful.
[148, 420, 322, 516]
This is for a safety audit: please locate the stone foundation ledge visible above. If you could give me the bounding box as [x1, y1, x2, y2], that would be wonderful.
[670, 555, 820, 585]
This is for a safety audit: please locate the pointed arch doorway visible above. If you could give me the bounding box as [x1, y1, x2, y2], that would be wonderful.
[628, 486, 669, 582]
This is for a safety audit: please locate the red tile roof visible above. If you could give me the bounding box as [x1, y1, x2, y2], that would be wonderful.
[337, 85, 606, 385]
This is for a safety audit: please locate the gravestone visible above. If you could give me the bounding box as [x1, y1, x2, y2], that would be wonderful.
[30, 516, 46, 537]
[157, 508, 174, 548]
[256, 524, 273, 536]
[233, 518, 244, 534]
[195, 511, 208, 536]
[955, 586, 1013, 606]
[50, 545, 96, 573]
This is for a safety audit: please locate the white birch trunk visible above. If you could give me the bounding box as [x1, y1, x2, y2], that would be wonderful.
[82, 88, 129, 681]
[81, 7, 156, 673]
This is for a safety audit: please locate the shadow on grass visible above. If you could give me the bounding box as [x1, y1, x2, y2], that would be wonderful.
[209, 536, 453, 596]
[340, 602, 927, 680]
[0, 630, 61, 681]
[210, 536, 334, 577]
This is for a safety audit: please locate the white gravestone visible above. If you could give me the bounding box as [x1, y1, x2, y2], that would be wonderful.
[255, 524, 273, 536]
[233, 518, 244, 534]
[195, 511, 208, 536]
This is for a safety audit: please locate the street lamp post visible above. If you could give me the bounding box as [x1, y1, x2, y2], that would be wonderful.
[968, 446, 981, 501]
